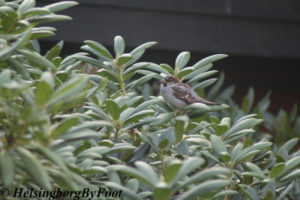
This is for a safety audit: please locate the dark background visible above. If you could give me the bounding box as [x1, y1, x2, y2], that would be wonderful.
[38, 0, 300, 113]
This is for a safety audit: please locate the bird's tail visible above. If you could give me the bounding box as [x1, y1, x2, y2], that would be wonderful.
[197, 99, 220, 105]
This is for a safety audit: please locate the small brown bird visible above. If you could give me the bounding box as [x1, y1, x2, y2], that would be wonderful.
[160, 75, 219, 109]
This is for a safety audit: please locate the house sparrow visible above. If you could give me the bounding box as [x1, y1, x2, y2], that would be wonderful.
[160, 75, 219, 109]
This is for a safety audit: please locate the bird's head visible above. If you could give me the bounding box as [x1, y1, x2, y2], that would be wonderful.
[160, 75, 180, 86]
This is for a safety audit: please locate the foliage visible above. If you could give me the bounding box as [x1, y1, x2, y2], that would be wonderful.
[0, 0, 299, 199]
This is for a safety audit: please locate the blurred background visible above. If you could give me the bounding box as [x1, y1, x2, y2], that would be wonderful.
[38, 0, 300, 113]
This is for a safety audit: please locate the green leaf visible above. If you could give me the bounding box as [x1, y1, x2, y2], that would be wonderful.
[0, 151, 15, 187]
[192, 78, 217, 91]
[171, 157, 205, 186]
[114, 35, 125, 55]
[240, 185, 260, 200]
[160, 63, 174, 74]
[23, 7, 50, 18]
[280, 138, 299, 153]
[210, 190, 238, 200]
[130, 41, 157, 55]
[7, 57, 30, 79]
[280, 169, 300, 183]
[105, 99, 121, 120]
[270, 163, 285, 179]
[210, 134, 227, 155]
[18, 49, 57, 70]
[184, 103, 229, 115]
[176, 51, 190, 70]
[126, 178, 139, 193]
[187, 70, 218, 84]
[107, 165, 153, 187]
[0, 29, 31, 59]
[28, 14, 72, 23]
[45, 41, 63, 61]
[18, 0, 35, 15]
[84, 40, 113, 60]
[154, 182, 170, 200]
[135, 161, 158, 186]
[48, 76, 89, 108]
[224, 117, 263, 138]
[18, 148, 51, 190]
[33, 143, 73, 182]
[164, 160, 182, 183]
[178, 167, 229, 190]
[177, 66, 194, 78]
[44, 1, 78, 12]
[175, 120, 185, 144]
[245, 162, 265, 180]
[277, 182, 295, 200]
[52, 118, 79, 138]
[35, 80, 52, 106]
[278, 156, 300, 178]
[193, 54, 228, 69]
[104, 181, 141, 200]
[117, 53, 132, 65]
[125, 110, 155, 124]
[177, 180, 230, 200]
[145, 63, 170, 75]
[127, 74, 157, 89]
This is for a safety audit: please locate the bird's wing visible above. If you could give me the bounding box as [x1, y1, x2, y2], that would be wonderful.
[171, 83, 197, 104]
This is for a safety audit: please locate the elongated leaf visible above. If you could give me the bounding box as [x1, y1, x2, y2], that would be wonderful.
[7, 57, 30, 79]
[107, 165, 153, 187]
[104, 181, 141, 200]
[187, 70, 218, 84]
[245, 162, 265, 180]
[18, 148, 51, 190]
[125, 110, 155, 124]
[177, 66, 194, 78]
[177, 180, 230, 200]
[164, 160, 182, 183]
[135, 161, 158, 186]
[117, 53, 132, 65]
[52, 118, 79, 138]
[48, 76, 89, 107]
[171, 157, 205, 187]
[154, 182, 170, 200]
[224, 117, 263, 138]
[23, 7, 50, 17]
[105, 100, 121, 120]
[84, 40, 113, 60]
[178, 167, 229, 190]
[193, 54, 228, 69]
[160, 63, 174, 74]
[28, 14, 72, 23]
[131, 41, 157, 55]
[192, 78, 217, 91]
[270, 163, 285, 179]
[18, 0, 35, 15]
[0, 29, 31, 59]
[210, 134, 227, 154]
[278, 156, 300, 178]
[0, 151, 15, 187]
[114, 35, 125, 55]
[35, 80, 52, 106]
[18, 49, 56, 70]
[176, 51, 190, 70]
[44, 1, 78, 12]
